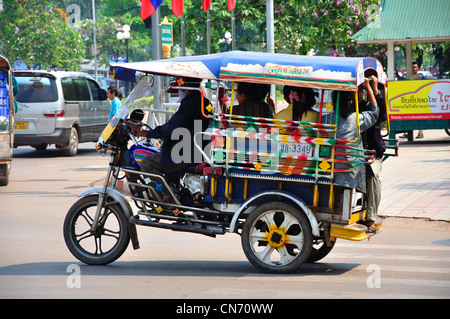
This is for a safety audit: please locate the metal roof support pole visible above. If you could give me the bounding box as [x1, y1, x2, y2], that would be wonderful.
[387, 41, 395, 81]
[405, 40, 413, 80]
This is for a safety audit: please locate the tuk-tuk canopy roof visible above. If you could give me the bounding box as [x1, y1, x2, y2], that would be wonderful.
[111, 51, 385, 91]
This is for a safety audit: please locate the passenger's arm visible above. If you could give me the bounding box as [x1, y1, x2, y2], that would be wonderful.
[360, 78, 379, 131]
[371, 76, 387, 123]
[362, 77, 377, 106]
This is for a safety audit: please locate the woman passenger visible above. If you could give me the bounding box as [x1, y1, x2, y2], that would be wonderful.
[275, 86, 319, 122]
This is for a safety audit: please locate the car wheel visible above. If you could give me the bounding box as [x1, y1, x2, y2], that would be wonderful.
[62, 127, 79, 156]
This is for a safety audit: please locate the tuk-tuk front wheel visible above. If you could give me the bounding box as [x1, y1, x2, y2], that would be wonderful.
[241, 202, 312, 273]
[63, 194, 130, 265]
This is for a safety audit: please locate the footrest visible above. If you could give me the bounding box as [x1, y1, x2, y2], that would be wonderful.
[330, 221, 382, 241]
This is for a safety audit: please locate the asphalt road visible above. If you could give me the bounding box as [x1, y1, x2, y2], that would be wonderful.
[0, 143, 449, 300]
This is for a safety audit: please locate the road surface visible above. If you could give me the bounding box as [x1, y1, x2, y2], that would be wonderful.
[0, 144, 449, 299]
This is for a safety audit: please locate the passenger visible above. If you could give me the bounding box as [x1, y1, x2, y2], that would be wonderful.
[360, 74, 387, 232]
[230, 83, 273, 169]
[332, 77, 379, 195]
[275, 86, 319, 122]
[233, 82, 273, 118]
[136, 77, 211, 176]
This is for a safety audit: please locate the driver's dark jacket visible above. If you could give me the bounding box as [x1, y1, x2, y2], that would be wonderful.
[146, 90, 210, 167]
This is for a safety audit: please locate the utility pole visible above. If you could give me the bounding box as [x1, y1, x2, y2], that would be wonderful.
[92, 0, 98, 80]
[266, 0, 275, 100]
[152, 8, 162, 110]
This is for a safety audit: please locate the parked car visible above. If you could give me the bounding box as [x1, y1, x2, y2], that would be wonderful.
[13, 71, 110, 155]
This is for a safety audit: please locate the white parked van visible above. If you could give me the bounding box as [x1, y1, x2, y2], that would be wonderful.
[14, 71, 110, 156]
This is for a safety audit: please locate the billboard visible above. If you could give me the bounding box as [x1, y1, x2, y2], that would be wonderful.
[388, 80, 450, 121]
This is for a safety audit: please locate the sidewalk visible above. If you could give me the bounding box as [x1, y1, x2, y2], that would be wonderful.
[109, 129, 450, 222]
[378, 129, 450, 222]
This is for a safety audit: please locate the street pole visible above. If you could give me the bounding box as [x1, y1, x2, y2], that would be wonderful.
[231, 9, 236, 50]
[207, 9, 211, 54]
[266, 0, 274, 54]
[181, 13, 186, 56]
[92, 0, 98, 80]
[152, 7, 162, 110]
[266, 0, 275, 101]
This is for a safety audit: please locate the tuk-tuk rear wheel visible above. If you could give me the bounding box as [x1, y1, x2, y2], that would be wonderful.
[241, 201, 312, 274]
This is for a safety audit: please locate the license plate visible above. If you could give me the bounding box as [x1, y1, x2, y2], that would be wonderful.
[279, 142, 313, 158]
[15, 121, 29, 130]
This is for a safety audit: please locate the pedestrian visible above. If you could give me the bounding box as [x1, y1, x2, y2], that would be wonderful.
[400, 61, 425, 139]
[119, 85, 126, 97]
[106, 85, 122, 121]
[12, 75, 19, 114]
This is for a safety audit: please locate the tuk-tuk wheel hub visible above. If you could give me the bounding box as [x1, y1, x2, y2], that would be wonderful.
[265, 227, 288, 248]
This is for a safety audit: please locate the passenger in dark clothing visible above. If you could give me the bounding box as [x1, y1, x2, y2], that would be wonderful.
[233, 82, 274, 118]
[359, 74, 387, 230]
[137, 77, 211, 175]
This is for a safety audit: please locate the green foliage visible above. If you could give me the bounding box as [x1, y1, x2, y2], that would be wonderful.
[5, 0, 433, 73]
[272, 0, 379, 55]
[159, 0, 378, 57]
[127, 96, 154, 111]
[0, 0, 85, 70]
[75, 0, 152, 64]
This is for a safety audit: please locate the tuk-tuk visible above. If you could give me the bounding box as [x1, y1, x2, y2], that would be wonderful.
[0, 55, 14, 186]
[64, 51, 397, 273]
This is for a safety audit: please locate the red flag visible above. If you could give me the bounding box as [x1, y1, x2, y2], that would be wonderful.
[202, 0, 212, 11]
[172, 0, 184, 17]
[227, 0, 235, 11]
[140, 0, 163, 20]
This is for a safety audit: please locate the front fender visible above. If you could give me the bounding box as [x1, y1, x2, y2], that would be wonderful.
[228, 191, 320, 237]
[79, 187, 140, 250]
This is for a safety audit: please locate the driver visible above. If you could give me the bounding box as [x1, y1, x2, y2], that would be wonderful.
[136, 77, 211, 176]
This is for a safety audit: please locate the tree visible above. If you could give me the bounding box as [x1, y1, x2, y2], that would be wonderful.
[270, 0, 380, 56]
[0, 0, 85, 70]
[74, 0, 153, 64]
[156, 0, 378, 57]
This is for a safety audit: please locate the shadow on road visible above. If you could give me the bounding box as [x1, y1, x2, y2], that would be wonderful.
[0, 260, 359, 277]
[13, 145, 98, 159]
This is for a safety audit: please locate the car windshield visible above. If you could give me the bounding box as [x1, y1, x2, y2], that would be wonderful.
[15, 75, 58, 103]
